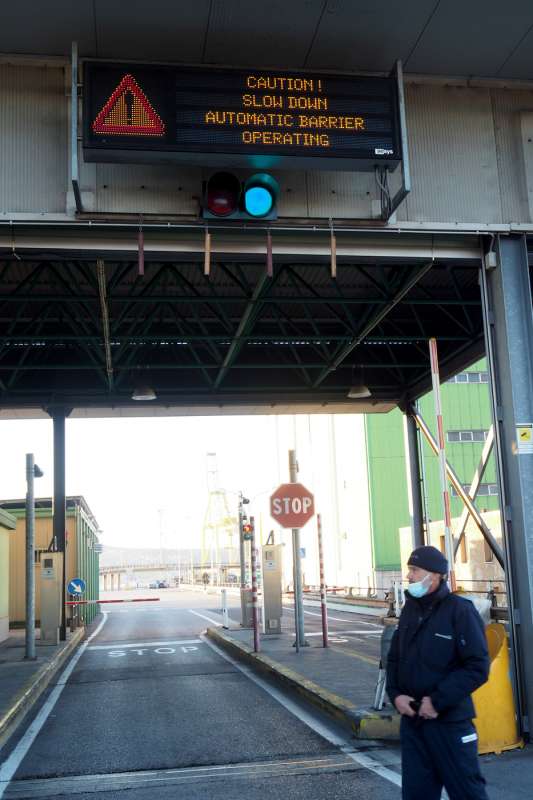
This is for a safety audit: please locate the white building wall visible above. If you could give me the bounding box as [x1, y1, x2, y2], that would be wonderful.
[251, 413, 373, 592]
[4, 60, 533, 226]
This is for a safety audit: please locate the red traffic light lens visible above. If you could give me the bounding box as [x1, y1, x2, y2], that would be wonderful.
[206, 172, 241, 217]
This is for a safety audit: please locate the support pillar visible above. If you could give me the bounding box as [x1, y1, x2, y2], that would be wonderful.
[481, 234, 533, 736]
[403, 411, 425, 549]
[51, 409, 68, 641]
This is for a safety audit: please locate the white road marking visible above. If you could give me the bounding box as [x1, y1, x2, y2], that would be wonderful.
[107, 644, 200, 658]
[188, 609, 222, 626]
[301, 630, 380, 637]
[0, 613, 109, 799]
[88, 639, 202, 651]
[201, 634, 401, 789]
[282, 606, 381, 627]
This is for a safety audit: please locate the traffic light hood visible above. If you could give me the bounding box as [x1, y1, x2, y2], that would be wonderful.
[202, 171, 279, 220]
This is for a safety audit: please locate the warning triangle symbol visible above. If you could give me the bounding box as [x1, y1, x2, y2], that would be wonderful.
[92, 74, 165, 137]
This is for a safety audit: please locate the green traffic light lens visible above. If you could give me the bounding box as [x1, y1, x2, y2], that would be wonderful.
[244, 186, 274, 217]
[243, 173, 279, 218]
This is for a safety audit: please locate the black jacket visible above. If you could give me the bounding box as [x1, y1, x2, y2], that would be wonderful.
[386, 582, 490, 721]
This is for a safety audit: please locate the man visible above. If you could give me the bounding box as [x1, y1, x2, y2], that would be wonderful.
[386, 545, 490, 800]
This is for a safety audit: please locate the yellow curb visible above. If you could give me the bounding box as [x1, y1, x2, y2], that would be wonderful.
[207, 627, 400, 741]
[0, 627, 85, 748]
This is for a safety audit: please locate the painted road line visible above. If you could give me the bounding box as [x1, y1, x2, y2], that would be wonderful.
[301, 630, 380, 637]
[295, 599, 385, 619]
[201, 634, 401, 789]
[107, 645, 199, 657]
[328, 645, 379, 666]
[188, 609, 223, 626]
[2, 755, 358, 796]
[87, 639, 202, 651]
[0, 613, 109, 800]
[282, 605, 381, 626]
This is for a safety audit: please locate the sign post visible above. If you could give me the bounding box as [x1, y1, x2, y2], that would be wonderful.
[250, 516, 260, 653]
[317, 513, 329, 648]
[67, 578, 86, 630]
[270, 456, 315, 650]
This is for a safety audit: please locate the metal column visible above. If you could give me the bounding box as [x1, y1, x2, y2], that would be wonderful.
[25, 455, 36, 660]
[480, 234, 533, 736]
[52, 410, 68, 641]
[403, 411, 425, 549]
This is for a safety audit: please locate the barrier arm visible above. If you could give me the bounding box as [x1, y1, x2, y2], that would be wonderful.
[453, 426, 494, 558]
[410, 406, 505, 568]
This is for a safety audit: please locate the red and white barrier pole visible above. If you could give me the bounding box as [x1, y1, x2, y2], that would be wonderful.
[66, 597, 160, 605]
[429, 337, 457, 591]
[317, 513, 329, 647]
[250, 516, 260, 653]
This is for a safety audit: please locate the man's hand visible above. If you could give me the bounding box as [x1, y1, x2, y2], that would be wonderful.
[394, 695, 416, 717]
[419, 696, 439, 719]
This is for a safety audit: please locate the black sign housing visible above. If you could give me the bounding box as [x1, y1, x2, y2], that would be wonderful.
[83, 62, 401, 171]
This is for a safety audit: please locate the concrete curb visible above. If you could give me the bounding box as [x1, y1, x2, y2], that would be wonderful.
[207, 627, 400, 741]
[0, 627, 85, 748]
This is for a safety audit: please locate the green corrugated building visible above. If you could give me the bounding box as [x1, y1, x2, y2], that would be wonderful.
[365, 360, 497, 583]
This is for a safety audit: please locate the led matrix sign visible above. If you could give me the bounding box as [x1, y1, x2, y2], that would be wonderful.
[83, 62, 401, 171]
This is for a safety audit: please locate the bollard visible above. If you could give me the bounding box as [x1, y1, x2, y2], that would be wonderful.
[221, 588, 229, 629]
[393, 580, 403, 618]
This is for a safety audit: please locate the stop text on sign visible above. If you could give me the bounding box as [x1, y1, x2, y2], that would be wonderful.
[270, 482, 315, 529]
[271, 496, 313, 515]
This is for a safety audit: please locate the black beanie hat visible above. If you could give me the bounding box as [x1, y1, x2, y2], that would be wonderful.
[407, 545, 448, 574]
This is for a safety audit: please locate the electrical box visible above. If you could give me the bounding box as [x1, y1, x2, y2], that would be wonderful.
[261, 544, 283, 635]
[240, 587, 254, 628]
[40, 552, 63, 644]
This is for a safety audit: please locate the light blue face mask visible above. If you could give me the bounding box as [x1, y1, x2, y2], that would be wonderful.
[408, 574, 432, 598]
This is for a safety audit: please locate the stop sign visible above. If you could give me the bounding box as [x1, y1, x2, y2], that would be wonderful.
[270, 482, 315, 529]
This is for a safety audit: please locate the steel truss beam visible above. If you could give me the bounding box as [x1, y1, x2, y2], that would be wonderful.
[313, 261, 435, 388]
[214, 270, 280, 389]
[0, 253, 483, 405]
[97, 259, 114, 391]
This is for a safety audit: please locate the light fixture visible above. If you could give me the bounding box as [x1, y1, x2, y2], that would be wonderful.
[132, 384, 157, 401]
[347, 384, 372, 399]
[347, 365, 371, 399]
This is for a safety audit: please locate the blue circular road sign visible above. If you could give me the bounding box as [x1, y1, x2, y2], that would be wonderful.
[67, 578, 86, 595]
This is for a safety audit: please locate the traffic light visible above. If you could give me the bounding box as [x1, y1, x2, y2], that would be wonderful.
[202, 172, 279, 220]
[242, 521, 254, 541]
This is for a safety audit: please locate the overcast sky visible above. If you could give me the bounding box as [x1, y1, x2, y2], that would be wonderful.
[0, 416, 287, 550]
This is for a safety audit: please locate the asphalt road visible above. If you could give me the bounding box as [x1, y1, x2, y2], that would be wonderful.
[0, 589, 402, 800]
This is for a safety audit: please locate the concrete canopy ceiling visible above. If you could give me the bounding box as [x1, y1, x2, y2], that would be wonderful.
[2, 1, 533, 80]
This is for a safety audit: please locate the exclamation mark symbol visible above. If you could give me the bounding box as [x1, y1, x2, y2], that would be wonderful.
[125, 91, 133, 125]
[318, 80, 322, 93]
